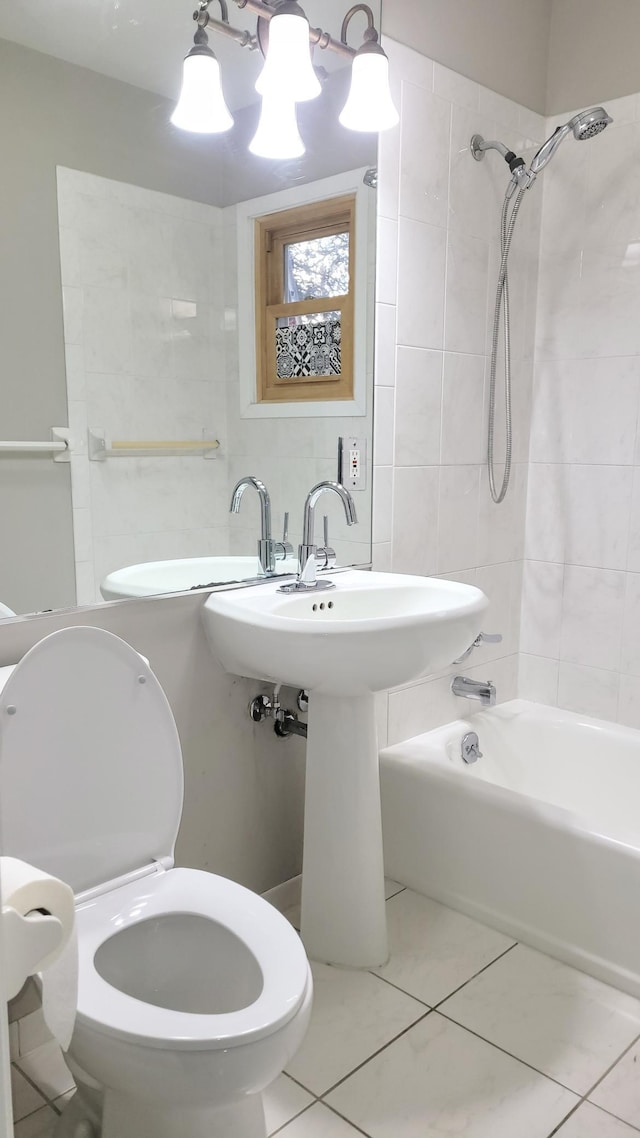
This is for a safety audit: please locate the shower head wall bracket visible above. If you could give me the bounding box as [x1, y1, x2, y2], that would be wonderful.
[471, 135, 530, 187]
[471, 133, 506, 161]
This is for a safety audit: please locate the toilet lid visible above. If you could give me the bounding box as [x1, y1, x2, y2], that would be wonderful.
[0, 627, 183, 894]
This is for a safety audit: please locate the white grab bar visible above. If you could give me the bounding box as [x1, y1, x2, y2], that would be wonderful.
[0, 429, 70, 462]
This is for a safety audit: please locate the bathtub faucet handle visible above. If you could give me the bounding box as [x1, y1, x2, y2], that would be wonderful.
[454, 631, 503, 664]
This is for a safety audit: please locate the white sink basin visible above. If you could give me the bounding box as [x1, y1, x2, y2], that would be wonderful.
[203, 569, 487, 970]
[203, 569, 487, 695]
[100, 555, 298, 600]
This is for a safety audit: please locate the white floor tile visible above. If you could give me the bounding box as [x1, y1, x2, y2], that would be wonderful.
[18, 1010, 54, 1056]
[373, 890, 514, 1005]
[284, 882, 405, 933]
[264, 1074, 315, 1135]
[278, 1103, 366, 1136]
[384, 879, 405, 900]
[285, 962, 425, 1095]
[10, 1067, 47, 1122]
[283, 904, 301, 931]
[440, 944, 640, 1094]
[555, 1102, 640, 1137]
[52, 1090, 76, 1111]
[590, 1037, 640, 1127]
[18, 1042, 75, 1100]
[326, 1012, 577, 1138]
[13, 1106, 57, 1138]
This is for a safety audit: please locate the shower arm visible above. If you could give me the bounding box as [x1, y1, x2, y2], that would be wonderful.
[470, 135, 531, 188]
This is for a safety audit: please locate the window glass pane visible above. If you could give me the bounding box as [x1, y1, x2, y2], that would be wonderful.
[284, 232, 349, 303]
[275, 312, 341, 379]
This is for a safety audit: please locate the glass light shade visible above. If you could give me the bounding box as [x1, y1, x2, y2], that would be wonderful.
[339, 50, 399, 132]
[171, 51, 233, 134]
[256, 11, 321, 103]
[249, 95, 305, 159]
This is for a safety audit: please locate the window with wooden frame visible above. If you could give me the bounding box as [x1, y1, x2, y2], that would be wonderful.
[254, 194, 356, 404]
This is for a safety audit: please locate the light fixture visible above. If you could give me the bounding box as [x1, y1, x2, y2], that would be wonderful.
[256, 1, 322, 103]
[171, 25, 234, 133]
[171, 0, 399, 153]
[339, 6, 399, 132]
[249, 94, 305, 159]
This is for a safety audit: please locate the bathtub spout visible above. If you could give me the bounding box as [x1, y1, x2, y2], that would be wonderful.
[451, 675, 496, 707]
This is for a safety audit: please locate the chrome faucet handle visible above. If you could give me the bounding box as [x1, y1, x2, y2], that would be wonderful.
[316, 515, 336, 570]
[274, 511, 294, 561]
[300, 550, 319, 586]
[454, 631, 503, 664]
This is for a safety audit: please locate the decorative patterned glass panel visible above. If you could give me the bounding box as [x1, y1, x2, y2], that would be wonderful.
[275, 313, 342, 379]
[284, 233, 349, 302]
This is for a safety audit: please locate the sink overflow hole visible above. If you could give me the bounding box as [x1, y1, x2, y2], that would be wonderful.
[311, 601, 335, 613]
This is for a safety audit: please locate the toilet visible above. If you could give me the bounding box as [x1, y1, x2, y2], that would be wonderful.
[0, 626, 312, 1138]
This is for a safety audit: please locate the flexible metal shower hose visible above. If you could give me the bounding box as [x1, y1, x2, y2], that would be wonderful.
[487, 183, 526, 504]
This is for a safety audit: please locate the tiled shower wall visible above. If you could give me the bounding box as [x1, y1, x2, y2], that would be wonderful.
[520, 94, 640, 725]
[372, 39, 545, 746]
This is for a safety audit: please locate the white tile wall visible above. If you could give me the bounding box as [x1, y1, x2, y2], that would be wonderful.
[520, 94, 640, 723]
[220, 187, 374, 567]
[57, 168, 230, 603]
[373, 39, 543, 744]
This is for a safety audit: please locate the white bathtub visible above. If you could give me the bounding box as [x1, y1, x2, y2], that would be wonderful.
[380, 699, 640, 996]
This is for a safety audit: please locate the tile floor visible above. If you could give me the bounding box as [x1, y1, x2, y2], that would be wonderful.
[12, 882, 640, 1136]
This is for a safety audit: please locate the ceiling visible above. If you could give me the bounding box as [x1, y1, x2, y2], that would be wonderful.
[0, 0, 364, 111]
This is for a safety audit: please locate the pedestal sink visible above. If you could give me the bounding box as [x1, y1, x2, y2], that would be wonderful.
[202, 570, 487, 967]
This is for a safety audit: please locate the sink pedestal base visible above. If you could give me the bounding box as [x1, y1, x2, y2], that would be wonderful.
[300, 692, 388, 968]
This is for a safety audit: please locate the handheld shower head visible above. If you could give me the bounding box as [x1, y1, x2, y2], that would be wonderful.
[568, 107, 612, 140]
[530, 106, 612, 175]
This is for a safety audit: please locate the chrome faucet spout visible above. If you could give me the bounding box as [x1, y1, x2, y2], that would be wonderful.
[279, 480, 358, 593]
[451, 675, 496, 707]
[302, 480, 358, 548]
[229, 475, 275, 574]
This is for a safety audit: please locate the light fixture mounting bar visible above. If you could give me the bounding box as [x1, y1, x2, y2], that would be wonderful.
[195, 7, 259, 49]
[198, 0, 357, 59]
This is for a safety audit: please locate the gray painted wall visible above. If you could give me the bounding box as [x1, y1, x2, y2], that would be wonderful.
[382, 0, 553, 114]
[381, 0, 640, 116]
[0, 593, 306, 891]
[547, 0, 640, 113]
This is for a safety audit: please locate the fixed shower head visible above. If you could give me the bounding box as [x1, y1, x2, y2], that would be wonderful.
[568, 107, 612, 140]
[530, 105, 612, 175]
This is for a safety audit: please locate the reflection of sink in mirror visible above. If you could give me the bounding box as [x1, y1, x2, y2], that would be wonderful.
[100, 556, 299, 600]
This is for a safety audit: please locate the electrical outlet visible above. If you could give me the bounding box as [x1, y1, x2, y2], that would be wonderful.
[338, 436, 367, 491]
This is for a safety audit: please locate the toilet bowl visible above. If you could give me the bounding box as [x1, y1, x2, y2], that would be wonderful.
[0, 627, 312, 1138]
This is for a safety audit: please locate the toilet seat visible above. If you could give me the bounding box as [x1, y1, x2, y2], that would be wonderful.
[76, 867, 310, 1051]
[0, 626, 183, 895]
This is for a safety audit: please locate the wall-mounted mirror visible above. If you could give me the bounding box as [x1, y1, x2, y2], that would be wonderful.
[0, 0, 381, 618]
